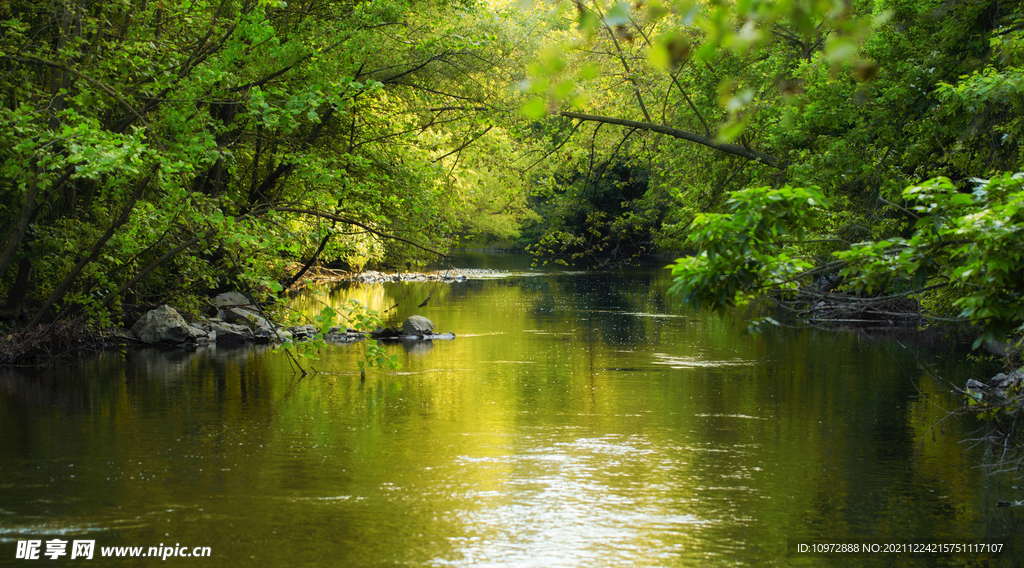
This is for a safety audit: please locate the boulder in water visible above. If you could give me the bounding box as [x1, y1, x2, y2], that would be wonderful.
[132, 305, 198, 344]
[402, 315, 435, 335]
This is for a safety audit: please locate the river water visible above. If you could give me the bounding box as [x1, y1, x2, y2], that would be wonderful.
[0, 253, 1020, 566]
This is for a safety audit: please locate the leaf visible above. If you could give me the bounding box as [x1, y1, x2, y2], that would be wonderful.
[604, 2, 631, 26]
[949, 194, 974, 206]
[520, 97, 548, 119]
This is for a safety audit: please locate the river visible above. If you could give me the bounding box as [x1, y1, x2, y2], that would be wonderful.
[0, 253, 1019, 566]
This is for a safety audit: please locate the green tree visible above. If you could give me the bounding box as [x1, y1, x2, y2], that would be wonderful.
[512, 0, 1024, 345]
[0, 0, 532, 330]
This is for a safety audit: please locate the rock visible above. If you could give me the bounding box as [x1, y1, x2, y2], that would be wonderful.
[223, 307, 269, 329]
[189, 326, 210, 342]
[968, 370, 1024, 401]
[214, 292, 252, 309]
[966, 378, 988, 391]
[402, 315, 435, 335]
[289, 324, 318, 339]
[211, 322, 253, 345]
[252, 326, 276, 344]
[132, 305, 198, 344]
[190, 320, 214, 333]
[324, 330, 366, 343]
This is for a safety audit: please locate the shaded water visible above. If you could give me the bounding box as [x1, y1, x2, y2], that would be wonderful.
[1, 253, 1020, 566]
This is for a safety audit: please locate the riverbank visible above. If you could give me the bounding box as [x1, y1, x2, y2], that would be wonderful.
[0, 262, 1001, 368]
[291, 266, 510, 288]
[0, 285, 458, 365]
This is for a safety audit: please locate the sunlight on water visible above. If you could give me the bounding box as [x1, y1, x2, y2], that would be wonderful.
[591, 310, 689, 319]
[0, 254, 1014, 566]
[694, 414, 768, 421]
[437, 434, 714, 567]
[652, 353, 757, 369]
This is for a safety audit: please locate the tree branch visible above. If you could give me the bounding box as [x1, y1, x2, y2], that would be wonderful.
[271, 207, 446, 257]
[28, 164, 159, 327]
[559, 111, 777, 166]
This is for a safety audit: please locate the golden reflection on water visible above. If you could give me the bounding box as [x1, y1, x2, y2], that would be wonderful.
[0, 258, 1016, 567]
[435, 433, 713, 567]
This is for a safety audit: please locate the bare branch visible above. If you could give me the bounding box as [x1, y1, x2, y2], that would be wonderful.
[271, 207, 446, 257]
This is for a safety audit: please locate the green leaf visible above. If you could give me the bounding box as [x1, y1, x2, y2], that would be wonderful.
[520, 97, 548, 119]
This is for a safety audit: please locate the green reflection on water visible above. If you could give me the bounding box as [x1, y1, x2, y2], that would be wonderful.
[0, 256, 1018, 567]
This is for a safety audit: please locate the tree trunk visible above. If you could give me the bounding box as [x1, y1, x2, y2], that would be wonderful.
[27, 165, 157, 328]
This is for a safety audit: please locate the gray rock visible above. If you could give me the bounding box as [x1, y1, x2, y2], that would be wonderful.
[191, 320, 214, 332]
[212, 322, 253, 345]
[289, 324, 318, 339]
[223, 307, 269, 329]
[214, 292, 252, 308]
[324, 331, 365, 343]
[132, 305, 198, 344]
[402, 315, 435, 335]
[252, 327, 274, 344]
[966, 378, 987, 390]
[189, 326, 209, 342]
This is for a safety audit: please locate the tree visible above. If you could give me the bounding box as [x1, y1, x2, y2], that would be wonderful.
[0, 0, 531, 329]
[512, 0, 1024, 345]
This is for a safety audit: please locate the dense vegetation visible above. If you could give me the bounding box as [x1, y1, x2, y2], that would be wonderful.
[1, 0, 1023, 360]
[510, 0, 1024, 348]
[0, 0, 537, 330]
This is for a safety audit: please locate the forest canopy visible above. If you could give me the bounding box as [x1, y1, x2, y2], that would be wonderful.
[509, 0, 1024, 347]
[1, 0, 1023, 351]
[0, 0, 537, 326]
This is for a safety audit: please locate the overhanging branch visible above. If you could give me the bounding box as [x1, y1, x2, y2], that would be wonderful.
[559, 111, 777, 166]
[271, 207, 446, 257]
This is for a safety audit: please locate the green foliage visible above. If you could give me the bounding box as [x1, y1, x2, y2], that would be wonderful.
[513, 0, 1022, 276]
[668, 172, 1024, 352]
[279, 300, 400, 372]
[667, 186, 828, 309]
[0, 0, 530, 329]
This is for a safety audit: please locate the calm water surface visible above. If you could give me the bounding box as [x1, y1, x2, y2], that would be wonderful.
[1, 253, 1020, 566]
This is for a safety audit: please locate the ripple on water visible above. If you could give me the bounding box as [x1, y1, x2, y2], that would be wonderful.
[437, 434, 720, 567]
[652, 353, 756, 369]
[694, 413, 769, 420]
[0, 520, 142, 543]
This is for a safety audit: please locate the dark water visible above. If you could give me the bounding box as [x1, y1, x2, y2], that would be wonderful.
[0, 253, 1020, 566]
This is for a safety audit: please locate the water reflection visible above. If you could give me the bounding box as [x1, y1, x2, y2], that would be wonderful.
[0, 254, 1019, 567]
[439, 435, 712, 567]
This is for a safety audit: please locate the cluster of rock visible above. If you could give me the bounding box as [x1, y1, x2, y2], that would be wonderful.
[966, 369, 1024, 401]
[130, 293, 290, 346]
[368, 314, 453, 341]
[351, 270, 469, 284]
[128, 292, 452, 346]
